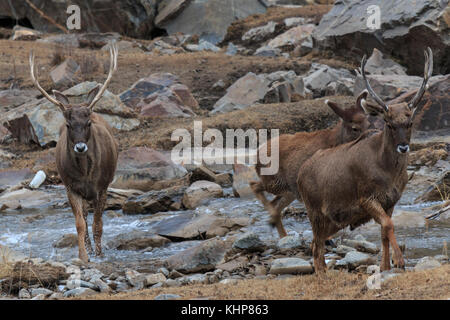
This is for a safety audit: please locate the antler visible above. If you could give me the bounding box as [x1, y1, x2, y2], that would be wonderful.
[361, 54, 389, 112]
[29, 50, 66, 112]
[88, 41, 118, 110]
[408, 47, 433, 110]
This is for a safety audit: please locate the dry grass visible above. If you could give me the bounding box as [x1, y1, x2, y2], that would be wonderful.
[76, 265, 450, 300]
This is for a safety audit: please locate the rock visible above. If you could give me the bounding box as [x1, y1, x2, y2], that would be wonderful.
[269, 258, 314, 274]
[186, 40, 221, 52]
[158, 0, 266, 44]
[122, 186, 185, 214]
[66, 279, 99, 291]
[217, 256, 249, 273]
[267, 24, 315, 49]
[293, 35, 313, 57]
[107, 232, 170, 251]
[333, 245, 356, 256]
[53, 234, 78, 249]
[165, 238, 229, 273]
[254, 46, 282, 57]
[63, 287, 97, 298]
[219, 278, 240, 285]
[18, 289, 31, 299]
[48, 292, 64, 300]
[277, 234, 304, 249]
[313, 0, 449, 75]
[0, 188, 66, 211]
[182, 180, 224, 209]
[37, 34, 81, 48]
[434, 255, 449, 264]
[119, 73, 197, 118]
[409, 144, 448, 167]
[415, 171, 449, 203]
[284, 17, 308, 28]
[154, 212, 250, 240]
[145, 273, 167, 286]
[50, 59, 81, 89]
[232, 232, 265, 252]
[155, 0, 192, 26]
[304, 63, 355, 97]
[154, 293, 181, 300]
[3, 1, 158, 39]
[342, 239, 380, 254]
[31, 294, 46, 300]
[125, 269, 146, 289]
[31, 288, 54, 298]
[111, 147, 189, 192]
[0, 89, 40, 110]
[364, 49, 407, 75]
[210, 72, 271, 114]
[242, 21, 278, 42]
[335, 251, 377, 270]
[414, 256, 442, 271]
[11, 26, 41, 41]
[176, 273, 208, 285]
[0, 169, 34, 191]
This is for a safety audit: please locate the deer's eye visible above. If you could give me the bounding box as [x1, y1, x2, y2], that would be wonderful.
[352, 127, 360, 132]
[86, 120, 92, 127]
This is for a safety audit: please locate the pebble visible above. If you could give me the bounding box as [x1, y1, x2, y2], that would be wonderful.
[154, 294, 181, 300]
[31, 288, 54, 297]
[18, 289, 31, 299]
[48, 292, 64, 300]
[31, 294, 46, 300]
[63, 288, 97, 298]
[269, 258, 314, 275]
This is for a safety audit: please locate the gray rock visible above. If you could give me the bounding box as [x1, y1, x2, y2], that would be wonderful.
[254, 46, 282, 57]
[53, 234, 78, 249]
[107, 232, 171, 250]
[66, 279, 99, 291]
[232, 232, 265, 252]
[145, 273, 167, 286]
[284, 17, 308, 28]
[333, 245, 357, 256]
[48, 292, 64, 300]
[304, 63, 355, 97]
[90, 278, 111, 293]
[159, 0, 266, 44]
[31, 294, 46, 300]
[186, 40, 221, 52]
[335, 251, 377, 270]
[154, 293, 182, 300]
[31, 288, 54, 298]
[0, 89, 40, 109]
[18, 289, 31, 299]
[269, 257, 314, 274]
[63, 287, 97, 298]
[242, 21, 277, 42]
[165, 238, 229, 273]
[125, 269, 146, 289]
[313, 0, 449, 74]
[342, 239, 380, 254]
[182, 180, 224, 209]
[50, 59, 81, 89]
[267, 24, 315, 49]
[414, 256, 442, 271]
[177, 273, 208, 285]
[155, 0, 191, 26]
[365, 48, 407, 75]
[277, 234, 304, 249]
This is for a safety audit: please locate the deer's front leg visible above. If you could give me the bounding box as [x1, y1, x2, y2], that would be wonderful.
[82, 199, 93, 254]
[93, 190, 107, 257]
[362, 200, 404, 271]
[67, 191, 89, 263]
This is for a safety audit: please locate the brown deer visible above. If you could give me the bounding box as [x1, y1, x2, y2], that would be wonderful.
[297, 48, 433, 272]
[250, 91, 375, 238]
[29, 43, 119, 263]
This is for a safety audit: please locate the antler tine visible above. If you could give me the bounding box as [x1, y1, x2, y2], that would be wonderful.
[29, 50, 65, 112]
[408, 47, 433, 110]
[361, 54, 389, 112]
[88, 41, 119, 110]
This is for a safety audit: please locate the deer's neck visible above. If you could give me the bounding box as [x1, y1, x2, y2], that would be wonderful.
[379, 128, 408, 174]
[67, 141, 93, 178]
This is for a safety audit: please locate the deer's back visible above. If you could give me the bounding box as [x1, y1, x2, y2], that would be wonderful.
[256, 127, 339, 197]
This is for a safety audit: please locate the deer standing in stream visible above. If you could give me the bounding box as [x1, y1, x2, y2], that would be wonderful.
[29, 43, 119, 263]
[250, 91, 376, 239]
[297, 48, 433, 272]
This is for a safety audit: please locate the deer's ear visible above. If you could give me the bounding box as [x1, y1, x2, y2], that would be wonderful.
[325, 100, 348, 120]
[53, 90, 70, 106]
[361, 99, 385, 116]
[356, 90, 369, 113]
[86, 85, 101, 106]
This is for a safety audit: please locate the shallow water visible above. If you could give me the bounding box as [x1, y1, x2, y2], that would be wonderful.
[1, 186, 448, 268]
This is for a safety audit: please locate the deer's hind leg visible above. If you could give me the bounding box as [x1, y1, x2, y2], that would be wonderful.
[82, 199, 93, 254]
[250, 181, 293, 238]
[67, 191, 89, 263]
[92, 190, 107, 257]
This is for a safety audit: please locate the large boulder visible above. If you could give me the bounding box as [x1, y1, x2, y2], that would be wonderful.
[111, 147, 190, 192]
[156, 0, 267, 44]
[165, 238, 230, 273]
[313, 0, 450, 75]
[119, 73, 197, 118]
[0, 0, 158, 39]
[0, 89, 40, 110]
[182, 180, 224, 209]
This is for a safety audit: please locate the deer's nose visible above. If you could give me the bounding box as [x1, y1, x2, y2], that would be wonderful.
[74, 143, 88, 153]
[396, 144, 410, 154]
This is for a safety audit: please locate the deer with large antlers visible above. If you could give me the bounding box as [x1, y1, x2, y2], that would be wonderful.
[250, 91, 376, 239]
[297, 48, 433, 272]
[30, 43, 119, 263]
